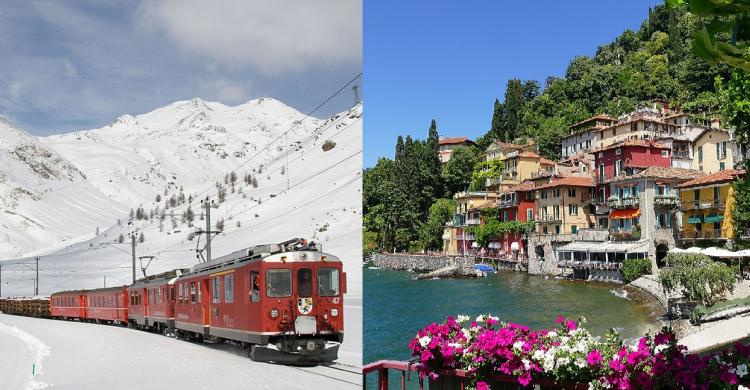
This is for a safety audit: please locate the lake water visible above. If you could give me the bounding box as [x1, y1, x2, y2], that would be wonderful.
[363, 267, 652, 370]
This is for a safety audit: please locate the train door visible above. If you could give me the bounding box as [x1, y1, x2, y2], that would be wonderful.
[294, 266, 315, 317]
[202, 278, 210, 327]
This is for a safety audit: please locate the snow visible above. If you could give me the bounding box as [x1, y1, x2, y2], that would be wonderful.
[0, 313, 360, 390]
[0, 98, 363, 365]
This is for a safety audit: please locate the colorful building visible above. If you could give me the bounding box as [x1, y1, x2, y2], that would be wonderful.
[495, 181, 536, 258]
[561, 114, 615, 158]
[534, 176, 596, 235]
[438, 137, 476, 163]
[443, 191, 502, 255]
[604, 166, 705, 269]
[677, 169, 745, 243]
[691, 128, 734, 173]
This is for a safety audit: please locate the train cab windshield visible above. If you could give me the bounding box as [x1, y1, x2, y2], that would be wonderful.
[266, 269, 292, 297]
[297, 268, 313, 297]
[317, 268, 340, 296]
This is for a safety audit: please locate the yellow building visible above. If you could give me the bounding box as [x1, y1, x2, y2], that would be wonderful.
[534, 176, 596, 235]
[691, 128, 734, 173]
[677, 169, 745, 241]
[442, 191, 502, 255]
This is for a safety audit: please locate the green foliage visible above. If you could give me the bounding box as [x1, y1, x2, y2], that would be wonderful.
[418, 199, 456, 251]
[622, 258, 652, 282]
[501, 79, 525, 142]
[733, 177, 750, 248]
[469, 159, 504, 191]
[465, 211, 534, 249]
[660, 253, 737, 306]
[442, 145, 479, 195]
[667, 0, 750, 72]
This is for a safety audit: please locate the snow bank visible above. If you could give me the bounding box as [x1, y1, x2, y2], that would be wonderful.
[0, 319, 51, 390]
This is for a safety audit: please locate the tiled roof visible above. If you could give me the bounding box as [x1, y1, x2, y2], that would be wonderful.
[570, 114, 614, 129]
[677, 169, 745, 188]
[492, 140, 534, 149]
[507, 181, 535, 192]
[439, 137, 474, 145]
[607, 166, 704, 184]
[534, 176, 595, 189]
[592, 139, 670, 153]
[540, 157, 556, 165]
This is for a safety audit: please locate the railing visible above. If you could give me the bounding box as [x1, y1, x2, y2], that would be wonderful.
[682, 199, 725, 210]
[654, 195, 680, 208]
[679, 229, 729, 240]
[502, 171, 519, 180]
[609, 227, 639, 240]
[531, 169, 553, 179]
[363, 360, 588, 390]
[537, 214, 562, 223]
[456, 234, 475, 241]
[557, 260, 623, 270]
[607, 196, 640, 209]
[465, 218, 481, 225]
[672, 150, 690, 159]
[498, 198, 519, 208]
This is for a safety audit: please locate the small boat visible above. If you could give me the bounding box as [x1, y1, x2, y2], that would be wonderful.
[474, 263, 496, 277]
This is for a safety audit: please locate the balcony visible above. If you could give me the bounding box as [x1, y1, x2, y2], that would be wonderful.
[580, 192, 599, 204]
[537, 214, 562, 223]
[531, 169, 554, 179]
[501, 170, 519, 181]
[497, 198, 518, 208]
[679, 229, 729, 240]
[681, 199, 725, 210]
[456, 234, 475, 241]
[465, 217, 481, 226]
[672, 150, 690, 159]
[607, 196, 640, 209]
[654, 195, 680, 208]
[609, 227, 639, 240]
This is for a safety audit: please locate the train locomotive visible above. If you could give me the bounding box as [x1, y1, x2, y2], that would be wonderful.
[48, 238, 346, 364]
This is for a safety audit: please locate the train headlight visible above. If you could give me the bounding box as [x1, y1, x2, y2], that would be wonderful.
[330, 308, 339, 317]
[269, 308, 279, 319]
[306, 341, 316, 351]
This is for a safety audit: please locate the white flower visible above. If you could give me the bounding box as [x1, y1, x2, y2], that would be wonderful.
[522, 358, 531, 370]
[654, 344, 668, 354]
[737, 364, 748, 378]
[456, 314, 470, 324]
[475, 315, 484, 323]
[532, 350, 545, 361]
[543, 355, 555, 372]
[575, 358, 586, 368]
[738, 385, 749, 390]
[547, 331, 558, 338]
[487, 315, 499, 322]
[560, 336, 570, 344]
[557, 357, 570, 367]
[462, 328, 472, 339]
[418, 336, 431, 347]
[513, 341, 524, 351]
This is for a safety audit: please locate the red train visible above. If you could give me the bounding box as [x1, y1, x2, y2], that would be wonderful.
[48, 238, 346, 364]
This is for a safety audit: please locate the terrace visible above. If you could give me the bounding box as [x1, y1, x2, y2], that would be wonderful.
[681, 199, 725, 210]
[654, 195, 681, 208]
[609, 226, 640, 240]
[607, 196, 640, 209]
[679, 229, 730, 240]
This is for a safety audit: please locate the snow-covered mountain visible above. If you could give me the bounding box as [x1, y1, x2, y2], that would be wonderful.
[0, 118, 126, 257]
[0, 97, 362, 291]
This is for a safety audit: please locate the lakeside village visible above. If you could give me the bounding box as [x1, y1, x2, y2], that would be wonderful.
[371, 101, 750, 345]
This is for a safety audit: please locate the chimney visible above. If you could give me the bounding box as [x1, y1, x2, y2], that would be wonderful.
[710, 117, 720, 129]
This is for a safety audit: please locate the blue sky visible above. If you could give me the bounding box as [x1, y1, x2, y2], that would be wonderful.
[0, 1, 361, 135]
[364, 0, 663, 167]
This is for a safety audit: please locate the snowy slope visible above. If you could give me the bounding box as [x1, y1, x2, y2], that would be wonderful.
[0, 313, 360, 389]
[42, 97, 323, 207]
[1, 101, 363, 363]
[0, 118, 127, 258]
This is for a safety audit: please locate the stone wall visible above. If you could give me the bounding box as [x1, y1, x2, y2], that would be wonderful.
[527, 234, 569, 276]
[628, 275, 669, 310]
[371, 253, 475, 275]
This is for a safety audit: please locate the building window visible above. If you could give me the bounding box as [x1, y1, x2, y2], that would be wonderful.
[212, 277, 221, 303]
[224, 274, 233, 303]
[568, 204, 578, 216]
[526, 209, 533, 221]
[661, 150, 668, 157]
[598, 163, 604, 181]
[714, 187, 720, 201]
[720, 162, 725, 171]
[555, 225, 561, 234]
[698, 146, 703, 162]
[615, 160, 622, 176]
[543, 226, 548, 234]
[616, 148, 622, 155]
[568, 188, 576, 197]
[571, 225, 578, 234]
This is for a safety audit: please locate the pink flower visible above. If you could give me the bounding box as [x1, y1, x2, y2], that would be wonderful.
[518, 371, 532, 386]
[566, 320, 577, 331]
[476, 381, 489, 390]
[555, 316, 565, 324]
[587, 350, 603, 366]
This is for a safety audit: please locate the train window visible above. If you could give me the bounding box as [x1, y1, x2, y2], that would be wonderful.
[197, 282, 202, 303]
[224, 275, 233, 303]
[317, 268, 340, 297]
[190, 282, 196, 303]
[212, 277, 221, 303]
[250, 272, 260, 303]
[178, 284, 183, 303]
[297, 268, 313, 298]
[171, 287, 175, 303]
[266, 269, 291, 298]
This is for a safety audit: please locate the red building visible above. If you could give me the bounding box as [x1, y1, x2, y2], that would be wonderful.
[496, 181, 536, 259]
[594, 140, 671, 202]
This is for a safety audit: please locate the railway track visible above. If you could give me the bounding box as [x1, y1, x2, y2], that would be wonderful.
[290, 362, 362, 387]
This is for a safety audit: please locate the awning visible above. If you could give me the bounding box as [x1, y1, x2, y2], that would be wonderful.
[557, 240, 648, 253]
[488, 242, 501, 249]
[610, 209, 640, 219]
[704, 214, 724, 223]
[687, 215, 703, 224]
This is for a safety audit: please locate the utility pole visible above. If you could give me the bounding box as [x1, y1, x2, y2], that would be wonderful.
[0, 263, 2, 298]
[129, 231, 137, 284]
[35, 256, 39, 296]
[196, 197, 219, 263]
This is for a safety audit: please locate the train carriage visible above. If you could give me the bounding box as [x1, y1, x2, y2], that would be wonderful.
[50, 290, 87, 320]
[127, 269, 186, 332]
[85, 286, 128, 324]
[173, 238, 346, 363]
